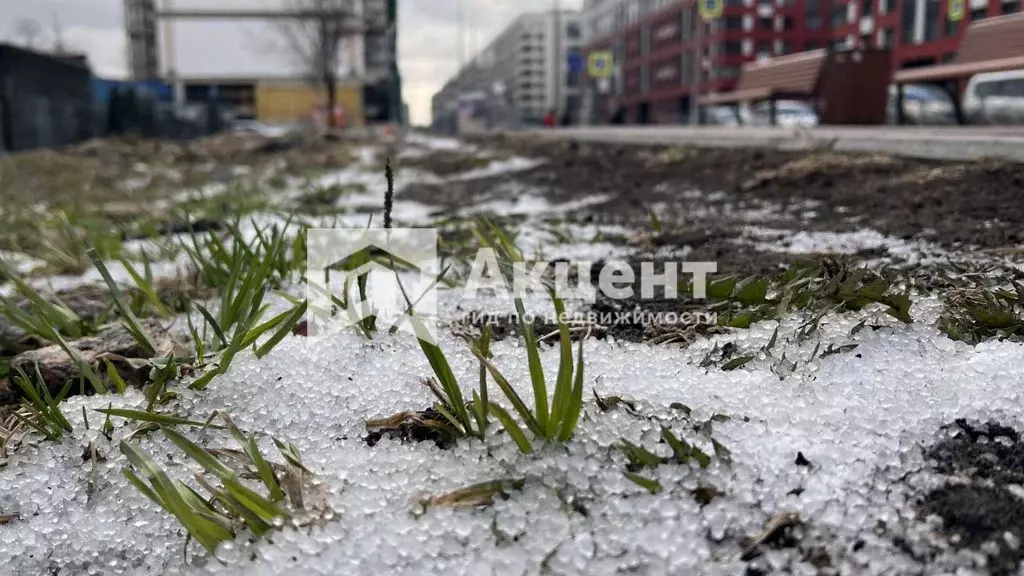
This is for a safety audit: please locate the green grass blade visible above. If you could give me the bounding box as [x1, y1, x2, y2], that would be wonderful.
[35, 322, 107, 394]
[412, 316, 472, 432]
[431, 402, 467, 436]
[88, 249, 157, 356]
[487, 403, 533, 454]
[558, 337, 586, 442]
[186, 312, 206, 366]
[219, 413, 285, 502]
[189, 370, 217, 391]
[159, 426, 235, 480]
[117, 255, 171, 318]
[477, 324, 492, 429]
[624, 472, 662, 494]
[254, 301, 306, 359]
[660, 427, 692, 462]
[549, 293, 574, 440]
[119, 440, 234, 553]
[122, 467, 164, 507]
[515, 298, 548, 435]
[470, 391, 486, 436]
[221, 477, 284, 526]
[102, 359, 128, 394]
[472, 349, 544, 437]
[195, 304, 227, 348]
[12, 367, 47, 412]
[272, 438, 311, 474]
[13, 411, 59, 441]
[95, 408, 224, 429]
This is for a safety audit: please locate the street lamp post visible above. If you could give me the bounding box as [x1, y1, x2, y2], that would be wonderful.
[553, 0, 561, 117]
[689, 0, 721, 126]
[688, 9, 701, 125]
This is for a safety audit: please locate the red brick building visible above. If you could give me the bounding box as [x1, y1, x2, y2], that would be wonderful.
[583, 0, 1020, 123]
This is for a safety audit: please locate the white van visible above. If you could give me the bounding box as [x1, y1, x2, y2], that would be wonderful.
[963, 69, 1024, 125]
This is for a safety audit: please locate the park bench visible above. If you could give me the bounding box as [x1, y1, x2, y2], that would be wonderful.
[700, 48, 892, 125]
[893, 12, 1024, 124]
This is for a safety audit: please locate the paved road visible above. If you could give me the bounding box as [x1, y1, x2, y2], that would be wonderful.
[532, 125, 1024, 162]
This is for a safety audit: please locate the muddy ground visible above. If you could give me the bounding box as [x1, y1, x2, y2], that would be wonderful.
[401, 135, 1024, 347]
[404, 136, 1024, 252]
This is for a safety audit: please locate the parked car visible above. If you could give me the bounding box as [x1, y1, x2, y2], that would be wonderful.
[749, 100, 819, 127]
[886, 83, 957, 125]
[963, 69, 1024, 125]
[701, 105, 750, 126]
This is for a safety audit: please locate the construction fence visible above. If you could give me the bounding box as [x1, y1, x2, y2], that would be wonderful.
[0, 44, 222, 154]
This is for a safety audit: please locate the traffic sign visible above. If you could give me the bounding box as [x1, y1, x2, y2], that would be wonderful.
[588, 51, 613, 78]
[699, 0, 723, 20]
[568, 50, 584, 73]
[948, 0, 965, 22]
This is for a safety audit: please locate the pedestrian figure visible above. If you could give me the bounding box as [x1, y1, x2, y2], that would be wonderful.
[544, 109, 557, 128]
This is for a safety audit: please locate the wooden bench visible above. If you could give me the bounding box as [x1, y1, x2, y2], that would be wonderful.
[701, 48, 892, 125]
[893, 12, 1024, 124]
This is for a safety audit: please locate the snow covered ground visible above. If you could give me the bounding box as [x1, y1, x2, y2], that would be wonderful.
[1, 134, 1022, 575]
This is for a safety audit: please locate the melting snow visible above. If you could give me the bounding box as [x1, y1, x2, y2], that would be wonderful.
[739, 226, 951, 264]
[447, 158, 546, 182]
[1, 134, 1019, 575]
[0, 292, 1020, 575]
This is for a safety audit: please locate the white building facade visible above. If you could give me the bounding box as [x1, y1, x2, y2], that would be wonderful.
[431, 9, 582, 131]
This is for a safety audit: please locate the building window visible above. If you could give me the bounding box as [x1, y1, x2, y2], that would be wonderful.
[924, 0, 940, 41]
[723, 16, 744, 29]
[806, 40, 822, 50]
[759, 17, 773, 29]
[778, 40, 792, 54]
[567, 22, 581, 38]
[757, 41, 772, 56]
[723, 41, 743, 55]
[1006, 0, 1022, 13]
[878, 26, 893, 47]
[900, 0, 915, 44]
[970, 7, 987, 19]
[941, 52, 956, 63]
[945, 14, 959, 36]
[805, 0, 823, 29]
[831, 3, 847, 26]
[718, 66, 741, 79]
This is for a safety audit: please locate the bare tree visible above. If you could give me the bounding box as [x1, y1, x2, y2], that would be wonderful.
[272, 0, 361, 128]
[51, 13, 67, 54]
[13, 18, 43, 50]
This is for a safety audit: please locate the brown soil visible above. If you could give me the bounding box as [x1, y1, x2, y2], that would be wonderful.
[405, 137, 1024, 252]
[917, 420, 1024, 576]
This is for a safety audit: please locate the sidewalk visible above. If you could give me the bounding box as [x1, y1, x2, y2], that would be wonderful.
[534, 125, 1024, 162]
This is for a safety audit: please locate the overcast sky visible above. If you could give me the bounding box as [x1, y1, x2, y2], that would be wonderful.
[0, 0, 582, 125]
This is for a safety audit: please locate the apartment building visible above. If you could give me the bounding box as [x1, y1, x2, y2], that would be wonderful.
[431, 10, 583, 131]
[124, 0, 159, 80]
[581, 0, 1021, 124]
